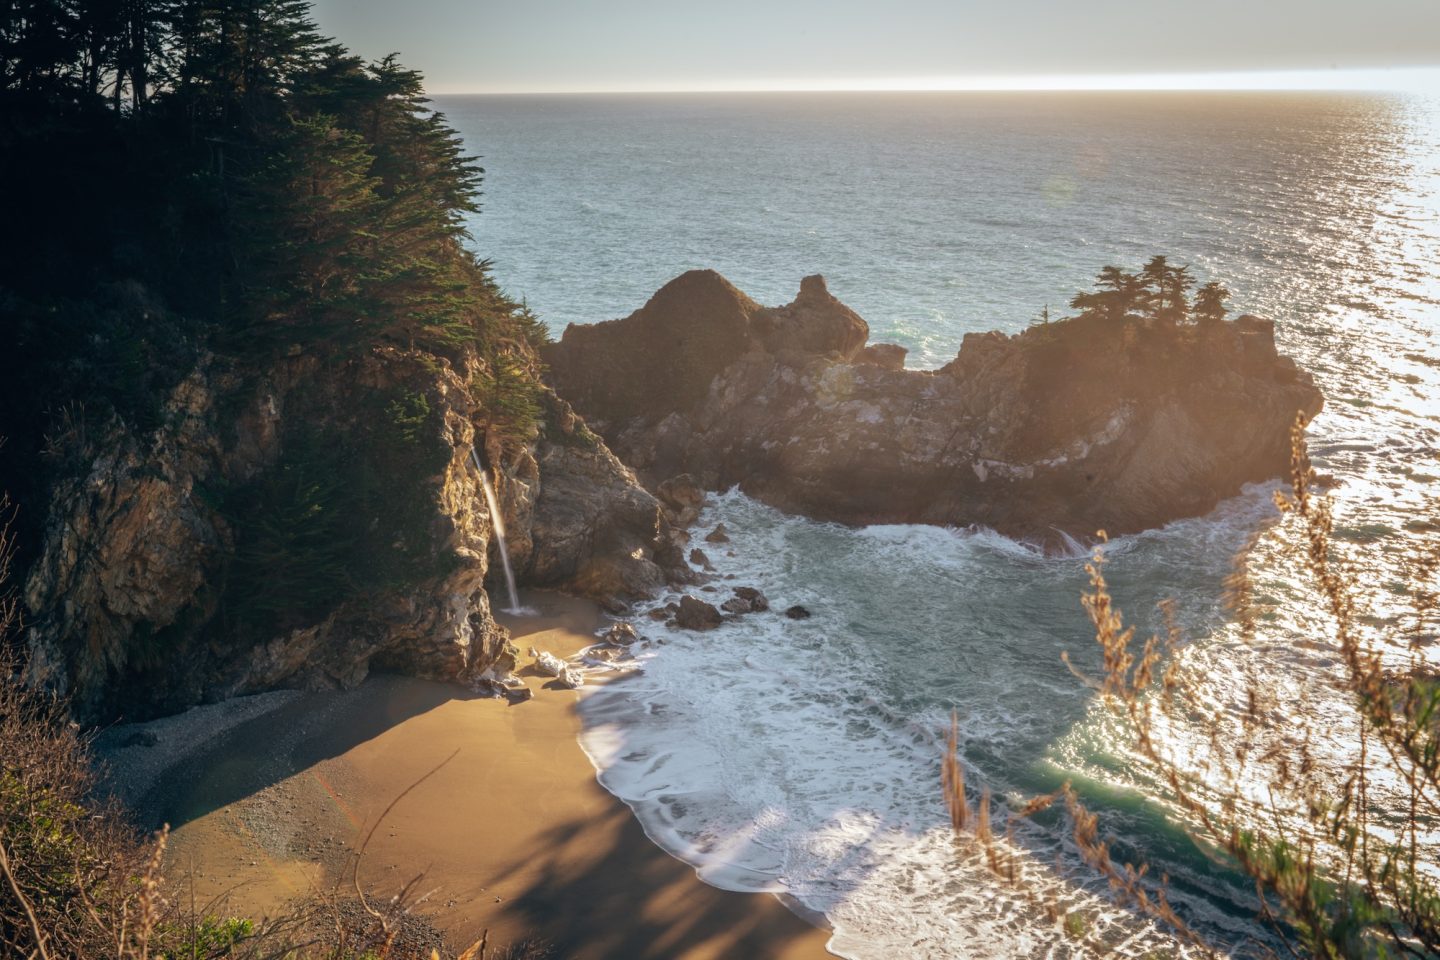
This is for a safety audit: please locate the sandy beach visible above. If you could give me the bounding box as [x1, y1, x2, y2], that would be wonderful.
[99, 591, 834, 959]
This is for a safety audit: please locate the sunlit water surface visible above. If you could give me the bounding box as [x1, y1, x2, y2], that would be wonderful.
[438, 92, 1440, 957]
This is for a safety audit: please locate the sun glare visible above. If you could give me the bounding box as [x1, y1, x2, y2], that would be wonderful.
[445, 67, 1440, 97]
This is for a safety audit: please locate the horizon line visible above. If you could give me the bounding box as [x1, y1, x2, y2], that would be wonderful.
[426, 65, 1440, 97]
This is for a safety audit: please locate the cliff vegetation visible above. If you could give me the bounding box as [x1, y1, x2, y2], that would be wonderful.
[1, 1, 674, 722]
[545, 264, 1322, 544]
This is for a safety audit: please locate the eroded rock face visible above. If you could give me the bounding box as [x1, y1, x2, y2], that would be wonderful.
[544, 272, 1324, 541]
[22, 348, 667, 722]
[520, 417, 669, 606]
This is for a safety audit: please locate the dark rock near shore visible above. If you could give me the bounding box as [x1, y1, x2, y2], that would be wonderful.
[785, 605, 812, 620]
[704, 523, 731, 544]
[544, 271, 1324, 540]
[727, 587, 769, 613]
[675, 595, 723, 630]
[689, 547, 715, 571]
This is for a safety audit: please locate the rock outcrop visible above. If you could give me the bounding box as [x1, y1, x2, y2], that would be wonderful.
[22, 347, 670, 722]
[544, 270, 1324, 542]
[675, 595, 723, 631]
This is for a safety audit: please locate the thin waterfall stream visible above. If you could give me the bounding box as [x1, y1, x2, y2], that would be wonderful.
[471, 448, 525, 615]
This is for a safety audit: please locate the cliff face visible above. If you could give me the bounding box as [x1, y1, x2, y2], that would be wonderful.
[544, 270, 1324, 542]
[22, 346, 671, 722]
[21, 267, 1324, 721]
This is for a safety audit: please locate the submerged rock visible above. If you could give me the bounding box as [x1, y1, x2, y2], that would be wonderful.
[730, 586, 769, 613]
[785, 605, 812, 620]
[544, 270, 1324, 540]
[719, 589, 768, 615]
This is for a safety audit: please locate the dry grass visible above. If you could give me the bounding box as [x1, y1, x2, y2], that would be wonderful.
[943, 417, 1440, 957]
[0, 491, 547, 960]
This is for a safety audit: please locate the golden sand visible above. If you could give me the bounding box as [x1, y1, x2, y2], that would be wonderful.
[156, 592, 834, 958]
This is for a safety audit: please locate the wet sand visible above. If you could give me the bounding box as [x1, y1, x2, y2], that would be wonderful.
[109, 592, 834, 959]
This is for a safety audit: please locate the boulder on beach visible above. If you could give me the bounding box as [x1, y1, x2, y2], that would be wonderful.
[532, 650, 585, 688]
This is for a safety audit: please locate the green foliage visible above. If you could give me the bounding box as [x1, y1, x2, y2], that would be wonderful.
[225, 432, 358, 632]
[0, 770, 87, 906]
[1, 0, 558, 617]
[221, 383, 454, 639]
[160, 916, 256, 960]
[386, 389, 432, 446]
[1068, 256, 1212, 327]
[1194, 280, 1230, 326]
[0, 7, 565, 956]
[473, 353, 544, 451]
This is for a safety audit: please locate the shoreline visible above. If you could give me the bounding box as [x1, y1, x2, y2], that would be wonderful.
[99, 590, 835, 959]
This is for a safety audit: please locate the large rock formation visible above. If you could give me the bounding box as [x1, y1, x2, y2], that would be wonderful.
[21, 346, 672, 722]
[544, 270, 1324, 542]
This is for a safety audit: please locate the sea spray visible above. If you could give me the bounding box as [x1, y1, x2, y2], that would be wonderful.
[575, 488, 1285, 958]
[471, 448, 526, 615]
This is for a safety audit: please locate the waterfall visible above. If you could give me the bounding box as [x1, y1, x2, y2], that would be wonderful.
[471, 448, 524, 615]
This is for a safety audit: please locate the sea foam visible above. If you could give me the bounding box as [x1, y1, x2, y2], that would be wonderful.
[573, 489, 1280, 958]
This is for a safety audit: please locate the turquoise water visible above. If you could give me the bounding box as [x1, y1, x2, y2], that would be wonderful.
[438, 92, 1440, 957]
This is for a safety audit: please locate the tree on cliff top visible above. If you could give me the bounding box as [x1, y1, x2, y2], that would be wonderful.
[0, 0, 541, 578]
[0, 0, 506, 356]
[1194, 281, 1230, 326]
[1070, 258, 1212, 327]
[1069, 265, 1146, 323]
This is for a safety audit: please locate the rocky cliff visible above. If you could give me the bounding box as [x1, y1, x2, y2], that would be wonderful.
[21, 345, 675, 722]
[544, 270, 1324, 543]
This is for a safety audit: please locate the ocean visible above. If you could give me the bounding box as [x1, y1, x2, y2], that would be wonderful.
[436, 91, 1440, 957]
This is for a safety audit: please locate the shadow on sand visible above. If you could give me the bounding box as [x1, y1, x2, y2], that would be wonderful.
[469, 802, 833, 960]
[132, 675, 476, 830]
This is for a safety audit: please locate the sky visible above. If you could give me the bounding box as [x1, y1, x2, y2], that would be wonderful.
[307, 0, 1440, 94]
